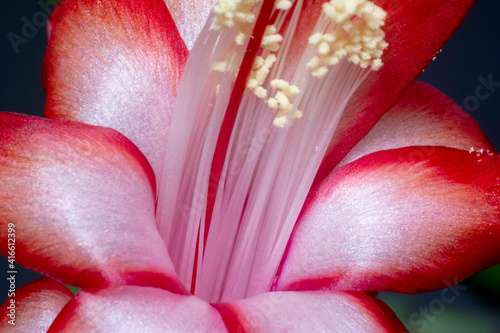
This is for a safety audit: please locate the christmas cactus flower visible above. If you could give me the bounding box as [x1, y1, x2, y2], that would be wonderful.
[1, 0, 499, 331]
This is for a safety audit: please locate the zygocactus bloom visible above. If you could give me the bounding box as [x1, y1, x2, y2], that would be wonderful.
[1, 0, 499, 331]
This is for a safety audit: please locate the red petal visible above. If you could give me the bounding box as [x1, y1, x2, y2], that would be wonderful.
[163, 0, 218, 50]
[317, 0, 476, 181]
[215, 290, 406, 332]
[46, 0, 63, 40]
[0, 278, 72, 331]
[277, 147, 500, 293]
[43, 0, 188, 178]
[339, 81, 495, 167]
[49, 286, 227, 332]
[0, 113, 183, 293]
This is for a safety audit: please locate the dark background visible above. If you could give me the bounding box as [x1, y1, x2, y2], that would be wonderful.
[1, 1, 499, 331]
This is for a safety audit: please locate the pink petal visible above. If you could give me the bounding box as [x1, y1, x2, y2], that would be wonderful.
[49, 286, 227, 332]
[338, 81, 495, 167]
[277, 147, 500, 294]
[163, 0, 218, 50]
[0, 278, 72, 331]
[215, 290, 407, 332]
[317, 0, 477, 181]
[43, 0, 188, 178]
[0, 113, 183, 293]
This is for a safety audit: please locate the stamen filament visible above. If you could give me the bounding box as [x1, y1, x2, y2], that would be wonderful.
[158, 0, 387, 303]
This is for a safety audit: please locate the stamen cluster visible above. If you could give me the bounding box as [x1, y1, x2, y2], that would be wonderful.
[267, 79, 303, 127]
[307, 0, 388, 78]
[247, 54, 277, 99]
[211, 0, 388, 127]
[212, 0, 263, 45]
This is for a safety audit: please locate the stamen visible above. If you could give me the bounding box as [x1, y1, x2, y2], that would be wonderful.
[307, 0, 388, 78]
[212, 61, 229, 72]
[261, 25, 283, 51]
[212, 1, 291, 121]
[246, 54, 277, 98]
[162, 0, 389, 303]
[267, 79, 302, 127]
[212, 0, 265, 45]
[276, 0, 292, 10]
[211, 52, 238, 73]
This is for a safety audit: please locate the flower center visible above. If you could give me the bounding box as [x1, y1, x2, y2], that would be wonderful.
[156, 0, 387, 302]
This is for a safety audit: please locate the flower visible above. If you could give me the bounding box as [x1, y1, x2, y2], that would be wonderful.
[1, 0, 499, 331]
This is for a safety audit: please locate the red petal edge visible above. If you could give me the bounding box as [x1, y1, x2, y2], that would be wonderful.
[0, 278, 72, 331]
[278, 146, 500, 294]
[43, 0, 188, 179]
[49, 286, 227, 332]
[338, 81, 495, 167]
[214, 290, 407, 332]
[0, 112, 185, 294]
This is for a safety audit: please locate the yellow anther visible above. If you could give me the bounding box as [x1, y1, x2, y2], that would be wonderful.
[267, 98, 279, 109]
[261, 25, 283, 51]
[267, 79, 301, 127]
[276, 0, 292, 10]
[212, 0, 261, 30]
[254, 86, 268, 99]
[211, 53, 238, 73]
[270, 79, 299, 96]
[212, 61, 229, 72]
[236, 32, 247, 45]
[307, 0, 388, 78]
[319, 41, 331, 55]
[211, 0, 264, 45]
[273, 110, 303, 128]
[306, 56, 329, 79]
[246, 54, 277, 99]
[275, 91, 292, 110]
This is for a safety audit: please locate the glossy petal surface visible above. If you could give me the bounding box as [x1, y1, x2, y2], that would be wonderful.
[0, 113, 182, 293]
[216, 290, 407, 332]
[43, 0, 188, 178]
[338, 81, 494, 167]
[278, 147, 500, 293]
[163, 0, 217, 50]
[49, 286, 227, 332]
[0, 278, 72, 331]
